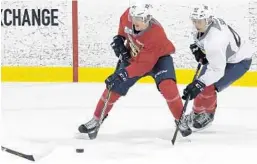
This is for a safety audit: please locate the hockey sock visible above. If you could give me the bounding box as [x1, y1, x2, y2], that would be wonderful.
[94, 89, 121, 119]
[193, 85, 217, 114]
[159, 79, 183, 120]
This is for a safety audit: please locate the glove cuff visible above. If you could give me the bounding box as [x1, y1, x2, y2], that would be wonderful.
[113, 35, 126, 43]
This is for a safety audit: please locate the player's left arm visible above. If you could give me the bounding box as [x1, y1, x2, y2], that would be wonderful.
[126, 27, 175, 78]
[125, 42, 160, 78]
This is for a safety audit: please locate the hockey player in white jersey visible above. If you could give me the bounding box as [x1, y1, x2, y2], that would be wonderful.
[182, 4, 253, 130]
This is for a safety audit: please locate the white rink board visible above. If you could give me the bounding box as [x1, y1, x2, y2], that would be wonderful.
[1, 0, 73, 66]
[1, 0, 257, 69]
[78, 0, 257, 69]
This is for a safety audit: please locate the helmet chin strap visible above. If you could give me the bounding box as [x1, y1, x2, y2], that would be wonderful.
[131, 16, 151, 32]
[144, 15, 152, 23]
[205, 17, 213, 29]
[196, 18, 212, 32]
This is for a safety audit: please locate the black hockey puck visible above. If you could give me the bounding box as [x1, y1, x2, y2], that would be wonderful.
[76, 149, 84, 153]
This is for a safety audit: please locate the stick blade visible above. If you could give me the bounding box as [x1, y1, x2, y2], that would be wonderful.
[1, 146, 35, 161]
[171, 128, 179, 145]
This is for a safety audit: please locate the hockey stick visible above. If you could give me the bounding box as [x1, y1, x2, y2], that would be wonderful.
[88, 60, 122, 139]
[100, 60, 123, 123]
[171, 63, 202, 145]
[99, 60, 122, 125]
[1, 146, 35, 161]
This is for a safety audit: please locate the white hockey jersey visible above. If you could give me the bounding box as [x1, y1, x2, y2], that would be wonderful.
[193, 18, 254, 86]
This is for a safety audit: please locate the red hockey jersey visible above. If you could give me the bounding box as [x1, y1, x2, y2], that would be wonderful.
[118, 8, 176, 78]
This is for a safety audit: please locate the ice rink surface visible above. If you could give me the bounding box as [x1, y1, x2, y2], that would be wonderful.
[1, 83, 257, 164]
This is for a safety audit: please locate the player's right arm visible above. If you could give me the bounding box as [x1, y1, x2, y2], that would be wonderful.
[198, 32, 227, 86]
[111, 8, 131, 62]
[118, 8, 129, 37]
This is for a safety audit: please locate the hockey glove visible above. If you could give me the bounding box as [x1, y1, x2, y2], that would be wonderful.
[182, 80, 206, 100]
[105, 69, 128, 89]
[190, 43, 208, 65]
[111, 35, 131, 61]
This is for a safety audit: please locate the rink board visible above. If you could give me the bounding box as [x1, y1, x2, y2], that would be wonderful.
[1, 66, 257, 86]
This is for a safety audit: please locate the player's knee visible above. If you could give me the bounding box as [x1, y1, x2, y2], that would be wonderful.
[101, 89, 121, 104]
[199, 85, 216, 98]
[109, 84, 130, 96]
[194, 85, 217, 113]
[159, 79, 180, 101]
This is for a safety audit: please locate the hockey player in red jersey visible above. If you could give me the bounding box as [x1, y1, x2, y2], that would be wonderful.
[182, 4, 253, 130]
[78, 2, 192, 139]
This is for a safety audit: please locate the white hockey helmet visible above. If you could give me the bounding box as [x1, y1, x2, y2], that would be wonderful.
[190, 4, 213, 20]
[129, 2, 153, 23]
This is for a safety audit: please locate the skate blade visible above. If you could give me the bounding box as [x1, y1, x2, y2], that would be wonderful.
[74, 133, 91, 140]
[74, 132, 98, 140]
[192, 122, 213, 132]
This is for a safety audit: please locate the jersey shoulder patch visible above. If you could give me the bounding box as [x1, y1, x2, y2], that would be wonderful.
[211, 18, 227, 31]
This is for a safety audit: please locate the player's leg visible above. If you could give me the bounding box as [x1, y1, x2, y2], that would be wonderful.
[191, 59, 252, 129]
[79, 61, 140, 134]
[151, 55, 192, 137]
[190, 84, 217, 129]
[214, 59, 252, 92]
[186, 64, 216, 129]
